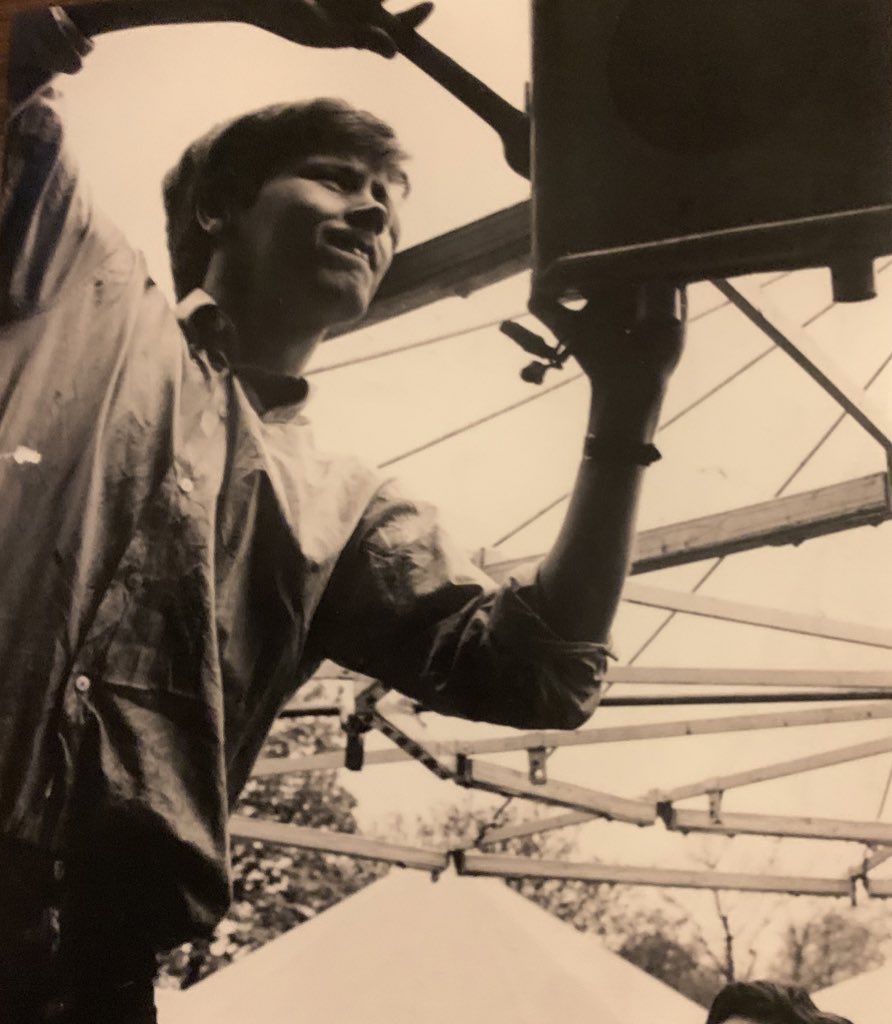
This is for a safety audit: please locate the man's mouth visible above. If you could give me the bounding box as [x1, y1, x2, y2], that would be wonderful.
[323, 231, 377, 270]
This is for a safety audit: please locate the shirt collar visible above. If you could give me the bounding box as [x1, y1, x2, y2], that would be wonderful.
[176, 290, 310, 415]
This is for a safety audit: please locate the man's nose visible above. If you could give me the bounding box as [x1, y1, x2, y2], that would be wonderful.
[345, 198, 388, 236]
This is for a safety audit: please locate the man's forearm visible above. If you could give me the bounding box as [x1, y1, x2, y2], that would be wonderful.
[536, 384, 665, 644]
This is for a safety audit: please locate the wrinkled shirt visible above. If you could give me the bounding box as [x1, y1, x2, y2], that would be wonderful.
[0, 10, 607, 947]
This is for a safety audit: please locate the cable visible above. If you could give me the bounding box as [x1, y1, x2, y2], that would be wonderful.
[377, 371, 584, 469]
[307, 310, 528, 376]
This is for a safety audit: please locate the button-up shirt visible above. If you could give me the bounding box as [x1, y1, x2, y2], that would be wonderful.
[0, 10, 606, 948]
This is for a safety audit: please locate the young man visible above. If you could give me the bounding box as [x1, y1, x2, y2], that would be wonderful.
[0, 2, 684, 1020]
[705, 981, 854, 1024]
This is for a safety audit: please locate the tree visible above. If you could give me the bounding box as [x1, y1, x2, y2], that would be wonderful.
[158, 712, 385, 988]
[770, 907, 889, 991]
[391, 800, 726, 1005]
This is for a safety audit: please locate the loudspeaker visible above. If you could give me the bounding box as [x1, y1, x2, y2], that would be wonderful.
[531, 0, 892, 302]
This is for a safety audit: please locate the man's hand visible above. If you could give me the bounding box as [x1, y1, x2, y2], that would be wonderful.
[530, 285, 686, 436]
[243, 0, 433, 57]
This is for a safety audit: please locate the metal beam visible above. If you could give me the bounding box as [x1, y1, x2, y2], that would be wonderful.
[665, 808, 892, 846]
[713, 279, 892, 453]
[456, 851, 853, 897]
[256, 702, 892, 778]
[655, 734, 892, 804]
[621, 582, 892, 649]
[484, 473, 892, 584]
[229, 815, 449, 871]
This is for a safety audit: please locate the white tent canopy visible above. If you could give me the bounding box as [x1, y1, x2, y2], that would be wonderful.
[156, 870, 704, 1024]
[814, 964, 892, 1024]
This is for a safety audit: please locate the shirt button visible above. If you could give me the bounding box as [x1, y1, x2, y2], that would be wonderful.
[178, 476, 194, 494]
[74, 674, 91, 694]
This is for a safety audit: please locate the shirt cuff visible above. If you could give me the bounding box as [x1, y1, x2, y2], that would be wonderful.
[498, 577, 617, 677]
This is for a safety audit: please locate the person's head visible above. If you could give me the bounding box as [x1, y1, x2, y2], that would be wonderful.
[705, 981, 854, 1024]
[163, 98, 408, 361]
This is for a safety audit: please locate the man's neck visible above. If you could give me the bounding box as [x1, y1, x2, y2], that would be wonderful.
[202, 271, 325, 378]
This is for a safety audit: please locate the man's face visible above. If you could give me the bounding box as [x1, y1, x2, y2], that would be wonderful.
[223, 152, 405, 334]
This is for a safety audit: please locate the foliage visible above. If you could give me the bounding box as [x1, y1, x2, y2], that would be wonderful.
[395, 800, 726, 1006]
[157, 714, 385, 989]
[770, 907, 890, 992]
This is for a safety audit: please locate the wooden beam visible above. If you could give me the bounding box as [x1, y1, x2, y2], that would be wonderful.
[665, 808, 892, 846]
[338, 201, 530, 333]
[608, 667, 892, 690]
[713, 279, 892, 453]
[632, 473, 891, 573]
[484, 473, 892, 584]
[457, 758, 656, 825]
[255, 702, 892, 777]
[865, 877, 892, 898]
[457, 851, 852, 896]
[621, 582, 892, 649]
[656, 734, 892, 803]
[228, 815, 448, 871]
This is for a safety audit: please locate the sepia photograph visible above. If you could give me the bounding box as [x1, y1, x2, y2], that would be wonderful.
[1, 2, 892, 1022]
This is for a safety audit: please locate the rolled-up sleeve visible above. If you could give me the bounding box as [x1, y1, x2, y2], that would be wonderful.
[310, 480, 612, 730]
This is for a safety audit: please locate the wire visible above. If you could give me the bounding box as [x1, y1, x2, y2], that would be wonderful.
[307, 310, 528, 376]
[377, 371, 585, 469]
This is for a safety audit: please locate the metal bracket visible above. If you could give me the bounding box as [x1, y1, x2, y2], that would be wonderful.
[528, 747, 548, 785]
[708, 790, 724, 824]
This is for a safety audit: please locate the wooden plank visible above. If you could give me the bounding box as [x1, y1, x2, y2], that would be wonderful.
[484, 473, 892, 584]
[607, 667, 892, 690]
[713, 279, 892, 453]
[461, 758, 656, 825]
[229, 815, 448, 871]
[457, 851, 852, 896]
[667, 808, 892, 846]
[339, 201, 530, 332]
[865, 877, 892, 898]
[255, 702, 892, 777]
[621, 582, 892, 649]
[632, 473, 891, 573]
[656, 735, 892, 803]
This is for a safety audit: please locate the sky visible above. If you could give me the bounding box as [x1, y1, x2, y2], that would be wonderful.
[50, 0, 892, 970]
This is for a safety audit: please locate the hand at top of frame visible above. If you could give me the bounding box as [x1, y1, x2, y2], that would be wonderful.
[243, 0, 433, 56]
[531, 285, 686, 434]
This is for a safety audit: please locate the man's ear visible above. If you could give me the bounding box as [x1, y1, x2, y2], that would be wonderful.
[196, 206, 227, 237]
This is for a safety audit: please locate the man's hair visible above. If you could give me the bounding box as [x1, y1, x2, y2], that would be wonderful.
[705, 981, 854, 1024]
[162, 98, 409, 300]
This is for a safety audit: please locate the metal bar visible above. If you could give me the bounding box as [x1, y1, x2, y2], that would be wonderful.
[621, 581, 892, 649]
[713, 279, 892, 452]
[665, 808, 892, 845]
[459, 759, 656, 826]
[456, 851, 852, 896]
[656, 735, 892, 803]
[229, 815, 448, 871]
[257, 702, 892, 778]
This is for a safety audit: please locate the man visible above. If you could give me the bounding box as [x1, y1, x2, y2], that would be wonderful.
[0, 2, 684, 1020]
[705, 981, 854, 1024]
